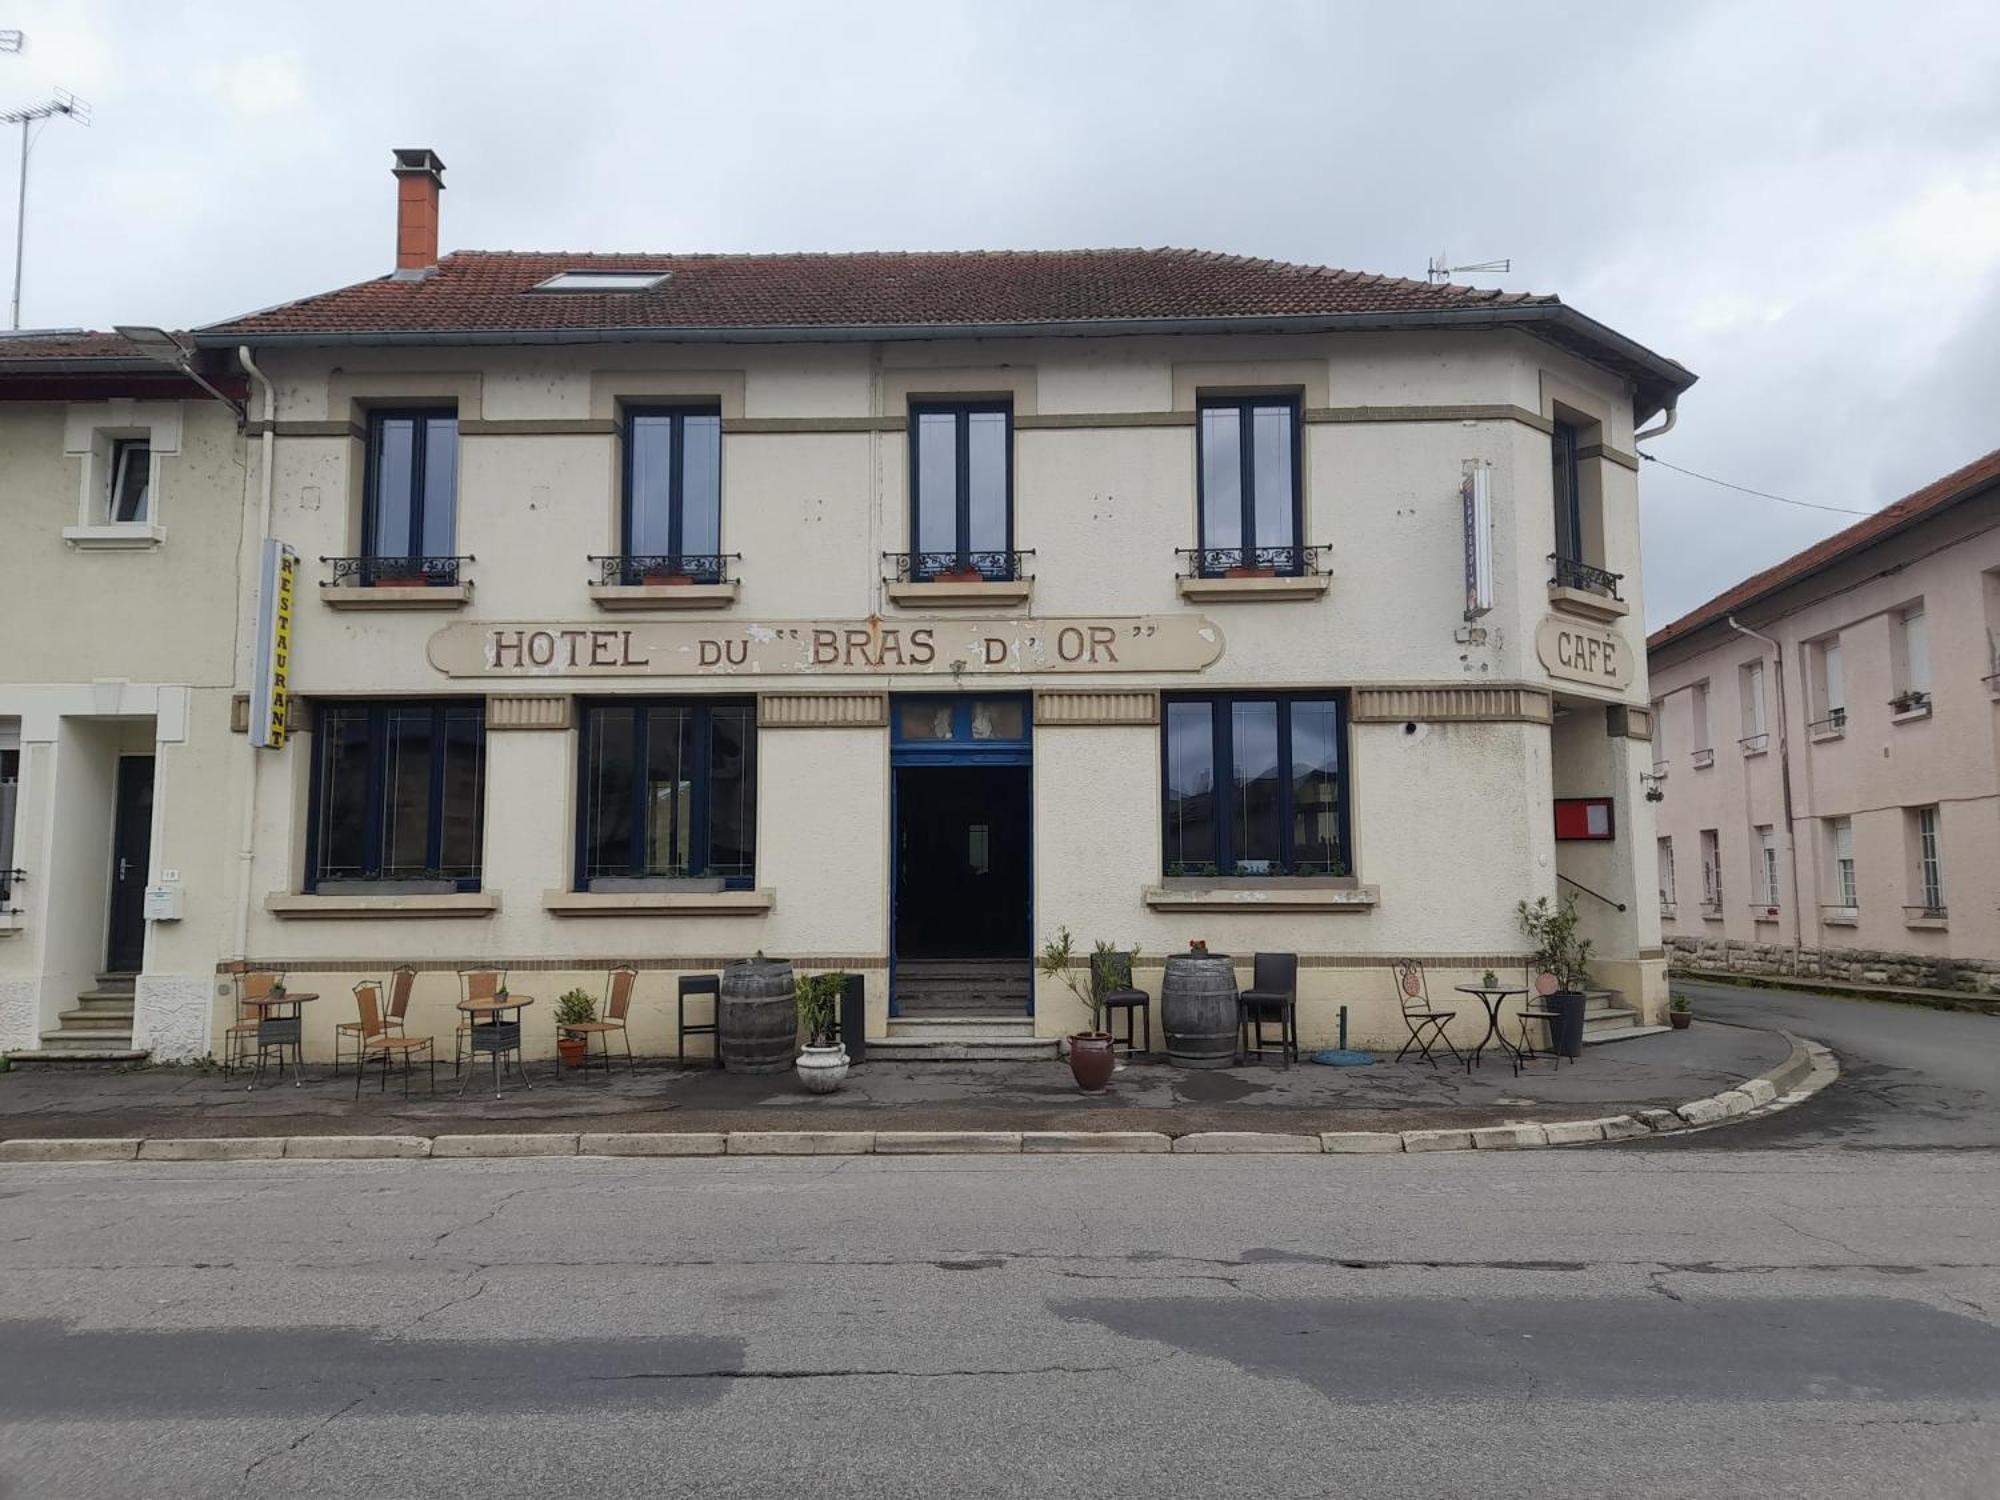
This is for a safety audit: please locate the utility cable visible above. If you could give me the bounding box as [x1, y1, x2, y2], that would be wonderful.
[1638, 451, 1875, 517]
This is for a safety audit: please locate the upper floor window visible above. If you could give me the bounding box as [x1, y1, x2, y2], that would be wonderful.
[361, 409, 459, 585]
[1739, 660, 1767, 744]
[1551, 418, 1584, 563]
[1892, 604, 1930, 704]
[1809, 635, 1845, 729]
[619, 406, 723, 583]
[1163, 693, 1346, 877]
[1691, 682, 1712, 752]
[107, 439, 151, 523]
[1196, 396, 1301, 574]
[578, 699, 756, 889]
[308, 701, 486, 892]
[910, 400, 1013, 580]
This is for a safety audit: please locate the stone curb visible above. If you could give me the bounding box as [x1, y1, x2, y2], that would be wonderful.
[0, 1029, 1840, 1165]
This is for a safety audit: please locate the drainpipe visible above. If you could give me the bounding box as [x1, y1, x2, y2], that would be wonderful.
[1634, 400, 1677, 444]
[230, 347, 277, 961]
[1727, 615, 1804, 973]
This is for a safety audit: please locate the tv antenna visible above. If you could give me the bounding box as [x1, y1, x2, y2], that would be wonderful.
[2, 57, 92, 330]
[1427, 254, 1510, 285]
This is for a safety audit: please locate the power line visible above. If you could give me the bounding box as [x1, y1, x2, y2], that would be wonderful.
[1638, 451, 1875, 518]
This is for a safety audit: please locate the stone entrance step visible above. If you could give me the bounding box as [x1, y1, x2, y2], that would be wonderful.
[5, 1048, 150, 1068]
[877, 1015, 1055, 1062]
[1582, 1023, 1672, 1045]
[894, 958, 1032, 1016]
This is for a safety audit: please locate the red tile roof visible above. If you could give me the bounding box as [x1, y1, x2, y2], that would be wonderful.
[201, 248, 1558, 339]
[1648, 446, 2000, 653]
[0, 329, 157, 362]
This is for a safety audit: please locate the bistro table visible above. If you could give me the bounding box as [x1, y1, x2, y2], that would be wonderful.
[1452, 984, 1528, 1072]
[242, 990, 316, 1089]
[456, 995, 536, 1098]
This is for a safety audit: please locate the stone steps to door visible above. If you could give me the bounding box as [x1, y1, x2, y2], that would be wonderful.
[5, 1047, 150, 1068]
[55, 1007, 134, 1030]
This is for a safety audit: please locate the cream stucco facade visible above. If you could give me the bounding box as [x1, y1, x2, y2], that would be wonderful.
[1, 325, 1676, 1065]
[1650, 459, 2000, 992]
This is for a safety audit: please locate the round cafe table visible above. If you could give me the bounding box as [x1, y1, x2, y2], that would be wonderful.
[456, 995, 536, 1098]
[1452, 984, 1527, 1072]
[242, 990, 316, 1089]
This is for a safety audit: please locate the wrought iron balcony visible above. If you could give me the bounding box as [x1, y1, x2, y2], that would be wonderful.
[321, 554, 472, 588]
[884, 549, 1033, 584]
[1807, 709, 1847, 739]
[0, 867, 23, 908]
[1548, 554, 1624, 599]
[590, 553, 739, 587]
[1739, 732, 1771, 755]
[1176, 544, 1329, 579]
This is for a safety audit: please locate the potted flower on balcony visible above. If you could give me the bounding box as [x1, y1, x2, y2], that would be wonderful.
[554, 988, 596, 1068]
[1039, 925, 1115, 1093]
[793, 971, 849, 1093]
[1517, 894, 1593, 1059]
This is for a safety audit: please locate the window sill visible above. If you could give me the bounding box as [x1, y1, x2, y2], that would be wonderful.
[265, 891, 499, 919]
[1659, 905, 1678, 922]
[1750, 906, 1782, 925]
[1889, 703, 1933, 725]
[1741, 743, 1770, 759]
[543, 888, 775, 916]
[1821, 907, 1860, 927]
[0, 911, 23, 936]
[1699, 903, 1724, 921]
[1903, 915, 1948, 931]
[885, 579, 1033, 608]
[1808, 722, 1846, 744]
[1141, 880, 1378, 913]
[321, 582, 472, 610]
[589, 582, 738, 611]
[62, 524, 164, 550]
[1546, 584, 1629, 622]
[1691, 748, 1716, 769]
[1175, 574, 1330, 603]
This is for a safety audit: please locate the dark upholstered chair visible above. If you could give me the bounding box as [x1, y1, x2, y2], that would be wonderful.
[1238, 952, 1299, 1066]
[1091, 948, 1151, 1055]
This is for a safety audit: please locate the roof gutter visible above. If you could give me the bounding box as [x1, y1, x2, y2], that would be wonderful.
[190, 303, 1696, 402]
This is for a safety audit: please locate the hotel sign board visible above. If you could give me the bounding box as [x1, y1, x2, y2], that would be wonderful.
[1535, 615, 1633, 691]
[428, 616, 1225, 679]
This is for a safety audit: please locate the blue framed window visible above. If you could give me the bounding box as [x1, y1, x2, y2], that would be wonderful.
[890, 695, 1031, 765]
[623, 405, 724, 582]
[1551, 418, 1582, 562]
[1196, 395, 1302, 575]
[307, 701, 486, 891]
[361, 409, 459, 583]
[909, 400, 1013, 579]
[1162, 693, 1347, 876]
[577, 699, 756, 888]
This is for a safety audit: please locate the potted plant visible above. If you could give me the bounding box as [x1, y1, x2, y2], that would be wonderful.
[268, 974, 287, 999]
[1188, 938, 1209, 954]
[1481, 969, 1499, 989]
[793, 972, 849, 1093]
[1039, 926, 1115, 1093]
[554, 988, 595, 1068]
[1669, 993, 1693, 1029]
[1517, 894, 1594, 1059]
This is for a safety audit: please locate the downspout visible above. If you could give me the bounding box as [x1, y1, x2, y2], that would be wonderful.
[1727, 616, 1804, 973]
[1634, 399, 1677, 445]
[231, 347, 276, 960]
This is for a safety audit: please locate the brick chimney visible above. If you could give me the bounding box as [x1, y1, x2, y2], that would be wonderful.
[391, 148, 446, 273]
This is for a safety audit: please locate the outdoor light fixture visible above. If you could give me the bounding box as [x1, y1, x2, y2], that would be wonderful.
[113, 324, 246, 426]
[1639, 771, 1665, 803]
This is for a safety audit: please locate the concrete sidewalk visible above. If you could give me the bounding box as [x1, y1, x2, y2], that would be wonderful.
[0, 1023, 1792, 1142]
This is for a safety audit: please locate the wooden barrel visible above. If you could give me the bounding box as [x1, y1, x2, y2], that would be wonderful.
[719, 957, 798, 1074]
[1161, 953, 1239, 1069]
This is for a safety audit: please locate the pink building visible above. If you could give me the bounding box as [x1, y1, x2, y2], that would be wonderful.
[1648, 448, 2000, 994]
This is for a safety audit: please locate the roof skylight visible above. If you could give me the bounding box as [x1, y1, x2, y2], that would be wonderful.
[531, 270, 671, 293]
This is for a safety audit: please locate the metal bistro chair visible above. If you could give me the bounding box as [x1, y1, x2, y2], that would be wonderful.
[223, 970, 276, 1076]
[1092, 948, 1151, 1056]
[455, 969, 506, 1076]
[560, 966, 639, 1079]
[1392, 959, 1462, 1067]
[1239, 951, 1300, 1067]
[1512, 967, 1570, 1074]
[351, 980, 436, 1098]
[336, 965, 415, 1075]
[677, 972, 722, 1066]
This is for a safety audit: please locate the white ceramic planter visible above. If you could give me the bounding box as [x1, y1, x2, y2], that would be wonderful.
[795, 1044, 850, 1094]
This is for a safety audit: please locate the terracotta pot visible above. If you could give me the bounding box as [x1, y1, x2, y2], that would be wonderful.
[1669, 1010, 1692, 1030]
[1224, 565, 1276, 579]
[935, 568, 987, 583]
[1068, 1032, 1116, 1093]
[557, 1036, 588, 1067]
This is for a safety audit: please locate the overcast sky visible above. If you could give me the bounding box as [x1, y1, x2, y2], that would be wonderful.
[6, 1, 1996, 627]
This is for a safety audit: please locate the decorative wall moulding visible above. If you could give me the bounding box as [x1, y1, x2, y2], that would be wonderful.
[1033, 689, 1160, 726]
[758, 692, 890, 729]
[1349, 686, 1553, 725]
[1606, 704, 1654, 741]
[485, 695, 573, 731]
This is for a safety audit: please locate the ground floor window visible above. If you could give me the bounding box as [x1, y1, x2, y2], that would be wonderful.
[1162, 693, 1347, 876]
[308, 701, 486, 890]
[578, 699, 756, 887]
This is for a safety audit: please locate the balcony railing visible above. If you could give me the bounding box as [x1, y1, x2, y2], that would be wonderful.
[884, 549, 1033, 584]
[1658, 901, 1677, 921]
[590, 553, 739, 587]
[0, 867, 23, 909]
[1808, 709, 1847, 739]
[1739, 732, 1771, 755]
[1903, 903, 1948, 923]
[1176, 544, 1329, 579]
[1691, 747, 1716, 769]
[1548, 554, 1624, 599]
[322, 554, 472, 588]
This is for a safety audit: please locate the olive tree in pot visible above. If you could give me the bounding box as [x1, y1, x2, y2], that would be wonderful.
[1517, 894, 1593, 1059]
[1038, 925, 1115, 1093]
[1669, 993, 1693, 1029]
[793, 972, 850, 1094]
[554, 989, 595, 1069]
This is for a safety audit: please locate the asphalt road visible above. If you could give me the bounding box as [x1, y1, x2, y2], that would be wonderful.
[0, 984, 1995, 1500]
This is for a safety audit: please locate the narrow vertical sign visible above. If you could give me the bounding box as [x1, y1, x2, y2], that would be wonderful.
[1462, 466, 1494, 618]
[250, 540, 296, 749]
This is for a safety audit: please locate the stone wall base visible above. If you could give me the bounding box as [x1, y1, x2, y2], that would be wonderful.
[1666, 935, 2000, 995]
